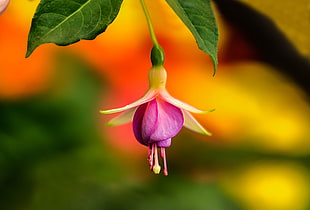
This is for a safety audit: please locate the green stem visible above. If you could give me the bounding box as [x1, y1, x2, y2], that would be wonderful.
[140, 0, 159, 47]
[140, 0, 165, 66]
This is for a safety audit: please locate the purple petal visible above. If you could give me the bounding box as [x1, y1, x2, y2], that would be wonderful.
[147, 98, 184, 141]
[133, 98, 184, 147]
[157, 138, 171, 148]
[141, 99, 159, 142]
[132, 102, 149, 146]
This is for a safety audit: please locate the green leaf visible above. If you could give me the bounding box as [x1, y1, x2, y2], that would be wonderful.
[26, 0, 123, 57]
[165, 0, 218, 75]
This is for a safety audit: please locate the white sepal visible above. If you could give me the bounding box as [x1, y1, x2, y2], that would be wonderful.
[183, 110, 212, 136]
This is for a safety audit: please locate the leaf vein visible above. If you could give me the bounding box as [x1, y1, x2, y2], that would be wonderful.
[39, 0, 92, 41]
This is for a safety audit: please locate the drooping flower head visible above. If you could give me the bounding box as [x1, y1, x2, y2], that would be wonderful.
[101, 58, 214, 175]
[101, 0, 213, 176]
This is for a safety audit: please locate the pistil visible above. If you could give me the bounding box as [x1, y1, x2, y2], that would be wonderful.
[152, 144, 161, 174]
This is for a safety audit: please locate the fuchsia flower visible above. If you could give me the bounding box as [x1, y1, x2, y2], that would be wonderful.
[0, 0, 9, 15]
[101, 66, 213, 175]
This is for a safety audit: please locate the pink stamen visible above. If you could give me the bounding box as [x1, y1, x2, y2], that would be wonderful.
[147, 146, 151, 166]
[148, 146, 151, 158]
[160, 147, 168, 176]
[148, 144, 155, 170]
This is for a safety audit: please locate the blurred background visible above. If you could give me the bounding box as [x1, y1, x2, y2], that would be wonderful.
[1, 0, 310, 210]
